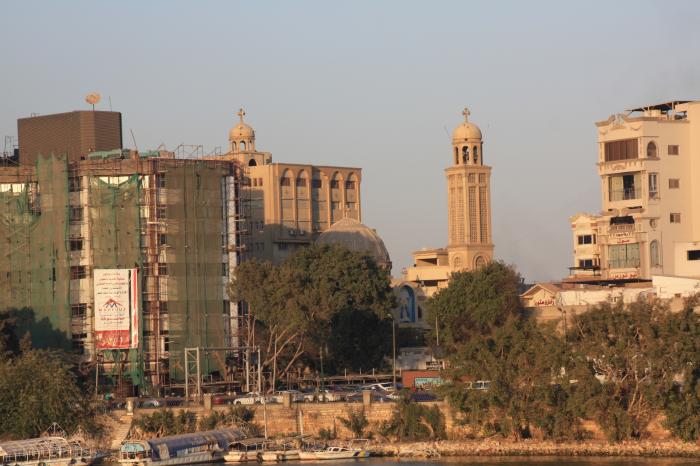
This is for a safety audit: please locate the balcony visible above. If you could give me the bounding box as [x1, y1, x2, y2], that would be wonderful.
[608, 259, 640, 269]
[609, 187, 641, 202]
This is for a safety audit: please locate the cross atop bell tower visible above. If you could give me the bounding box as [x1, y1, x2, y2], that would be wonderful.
[462, 107, 470, 123]
[237, 108, 246, 123]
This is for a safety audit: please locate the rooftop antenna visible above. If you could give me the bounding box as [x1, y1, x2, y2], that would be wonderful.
[85, 93, 101, 111]
[130, 129, 138, 151]
[108, 96, 113, 111]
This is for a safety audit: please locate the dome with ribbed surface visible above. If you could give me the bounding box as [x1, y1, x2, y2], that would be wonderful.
[316, 218, 391, 269]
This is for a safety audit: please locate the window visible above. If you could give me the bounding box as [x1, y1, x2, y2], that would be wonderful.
[280, 177, 291, 187]
[156, 206, 166, 219]
[258, 178, 263, 186]
[688, 250, 700, 261]
[71, 338, 85, 354]
[296, 178, 307, 187]
[650, 241, 660, 267]
[462, 146, 469, 164]
[579, 259, 595, 268]
[608, 243, 640, 269]
[71, 303, 87, 318]
[156, 173, 166, 188]
[70, 266, 87, 279]
[670, 213, 681, 223]
[577, 234, 596, 245]
[160, 302, 168, 314]
[330, 180, 340, 189]
[69, 176, 82, 192]
[158, 234, 167, 246]
[604, 139, 638, 162]
[69, 206, 83, 223]
[345, 181, 356, 190]
[143, 263, 154, 276]
[648, 173, 658, 199]
[609, 173, 641, 201]
[468, 173, 476, 183]
[157, 263, 168, 275]
[646, 141, 657, 158]
[668, 145, 680, 156]
[312, 179, 322, 189]
[69, 237, 84, 251]
[669, 178, 680, 189]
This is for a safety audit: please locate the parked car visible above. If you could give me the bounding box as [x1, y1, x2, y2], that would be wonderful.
[213, 394, 237, 405]
[233, 392, 265, 405]
[139, 398, 162, 408]
[362, 382, 397, 392]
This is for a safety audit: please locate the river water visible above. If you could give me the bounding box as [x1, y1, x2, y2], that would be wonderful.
[190, 459, 699, 466]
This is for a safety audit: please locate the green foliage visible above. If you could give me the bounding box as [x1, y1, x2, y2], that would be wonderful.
[198, 405, 257, 432]
[428, 261, 522, 344]
[339, 408, 369, 438]
[380, 396, 446, 441]
[133, 409, 197, 437]
[327, 308, 391, 372]
[229, 244, 396, 380]
[318, 427, 336, 440]
[567, 299, 679, 441]
[0, 350, 96, 438]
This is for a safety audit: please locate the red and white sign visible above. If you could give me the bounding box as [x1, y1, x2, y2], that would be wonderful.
[94, 269, 139, 350]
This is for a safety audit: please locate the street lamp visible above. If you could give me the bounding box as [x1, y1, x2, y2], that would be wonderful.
[386, 312, 397, 389]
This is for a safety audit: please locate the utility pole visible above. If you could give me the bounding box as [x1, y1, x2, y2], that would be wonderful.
[392, 317, 397, 388]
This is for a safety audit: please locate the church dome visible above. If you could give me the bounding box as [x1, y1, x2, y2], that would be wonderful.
[452, 107, 482, 141]
[316, 218, 392, 268]
[229, 108, 255, 141]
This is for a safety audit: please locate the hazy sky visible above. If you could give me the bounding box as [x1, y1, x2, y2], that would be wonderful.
[2, 1, 699, 282]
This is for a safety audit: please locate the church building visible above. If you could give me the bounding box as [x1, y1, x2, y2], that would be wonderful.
[394, 108, 495, 329]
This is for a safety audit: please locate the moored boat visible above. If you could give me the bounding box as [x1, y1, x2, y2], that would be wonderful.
[224, 438, 270, 463]
[299, 439, 370, 461]
[0, 436, 96, 466]
[119, 428, 244, 466]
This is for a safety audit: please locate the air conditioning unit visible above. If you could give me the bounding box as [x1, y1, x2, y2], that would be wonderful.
[288, 229, 296, 236]
[298, 230, 306, 236]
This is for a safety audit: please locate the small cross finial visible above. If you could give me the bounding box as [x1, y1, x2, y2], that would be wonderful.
[462, 107, 470, 123]
[237, 108, 246, 123]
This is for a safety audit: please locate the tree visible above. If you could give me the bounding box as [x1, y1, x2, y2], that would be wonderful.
[229, 244, 395, 385]
[429, 262, 568, 440]
[339, 408, 369, 438]
[380, 395, 446, 441]
[567, 299, 679, 441]
[0, 350, 95, 438]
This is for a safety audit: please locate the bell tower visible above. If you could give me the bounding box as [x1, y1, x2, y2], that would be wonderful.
[445, 107, 494, 271]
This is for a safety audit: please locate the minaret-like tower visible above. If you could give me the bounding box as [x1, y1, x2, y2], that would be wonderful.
[228, 108, 270, 166]
[445, 107, 494, 271]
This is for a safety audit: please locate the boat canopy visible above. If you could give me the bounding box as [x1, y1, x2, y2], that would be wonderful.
[0, 437, 88, 462]
[125, 428, 244, 460]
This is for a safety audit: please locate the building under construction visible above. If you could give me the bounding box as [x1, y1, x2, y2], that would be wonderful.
[0, 110, 245, 394]
[0, 108, 363, 395]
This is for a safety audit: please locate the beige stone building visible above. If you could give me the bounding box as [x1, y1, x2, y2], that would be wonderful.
[395, 108, 494, 328]
[214, 109, 362, 264]
[569, 100, 700, 282]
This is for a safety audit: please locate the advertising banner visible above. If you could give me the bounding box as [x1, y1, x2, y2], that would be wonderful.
[94, 268, 139, 350]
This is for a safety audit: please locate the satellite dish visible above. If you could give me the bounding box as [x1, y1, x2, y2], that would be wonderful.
[85, 93, 101, 109]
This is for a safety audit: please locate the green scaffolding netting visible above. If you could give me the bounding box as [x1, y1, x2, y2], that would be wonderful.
[166, 162, 227, 380]
[0, 154, 71, 348]
[88, 174, 144, 386]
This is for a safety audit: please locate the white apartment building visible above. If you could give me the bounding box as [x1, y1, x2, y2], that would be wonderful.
[569, 100, 700, 282]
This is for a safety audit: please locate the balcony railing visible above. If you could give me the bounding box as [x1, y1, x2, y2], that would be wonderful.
[609, 187, 641, 202]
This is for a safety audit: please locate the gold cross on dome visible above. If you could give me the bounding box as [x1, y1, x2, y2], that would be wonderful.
[237, 108, 246, 122]
[462, 107, 470, 123]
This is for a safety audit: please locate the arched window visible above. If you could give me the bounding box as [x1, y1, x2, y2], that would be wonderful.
[474, 256, 486, 269]
[453, 256, 463, 270]
[647, 141, 657, 158]
[454, 147, 459, 165]
[650, 240, 660, 267]
[240, 141, 246, 151]
[248, 159, 257, 167]
[473, 145, 479, 164]
[231, 141, 237, 151]
[462, 146, 469, 164]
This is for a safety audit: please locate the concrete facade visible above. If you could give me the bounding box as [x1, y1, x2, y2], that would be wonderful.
[569, 101, 700, 282]
[211, 109, 362, 264]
